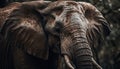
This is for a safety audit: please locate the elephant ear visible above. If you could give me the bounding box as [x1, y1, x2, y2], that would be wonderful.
[0, 2, 50, 60]
[79, 2, 111, 48]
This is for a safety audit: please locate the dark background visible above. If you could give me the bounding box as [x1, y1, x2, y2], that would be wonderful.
[0, 0, 120, 69]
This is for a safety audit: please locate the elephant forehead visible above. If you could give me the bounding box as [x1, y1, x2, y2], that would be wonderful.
[47, 1, 85, 21]
[55, 2, 85, 23]
[57, 1, 83, 14]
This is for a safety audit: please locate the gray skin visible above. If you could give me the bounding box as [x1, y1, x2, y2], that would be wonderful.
[43, 1, 110, 69]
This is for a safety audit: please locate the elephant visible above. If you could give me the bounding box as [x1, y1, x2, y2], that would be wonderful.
[40, 1, 110, 69]
[0, 1, 110, 69]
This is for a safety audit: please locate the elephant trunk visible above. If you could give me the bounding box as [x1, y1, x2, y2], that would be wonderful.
[71, 28, 93, 69]
[61, 12, 93, 69]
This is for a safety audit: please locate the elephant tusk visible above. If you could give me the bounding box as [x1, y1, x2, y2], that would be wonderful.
[92, 58, 103, 69]
[64, 55, 75, 69]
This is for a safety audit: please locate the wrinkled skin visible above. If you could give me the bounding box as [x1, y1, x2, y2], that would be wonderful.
[0, 1, 60, 69]
[0, 0, 44, 28]
[43, 1, 110, 69]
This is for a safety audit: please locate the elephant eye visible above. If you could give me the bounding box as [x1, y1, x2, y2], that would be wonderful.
[48, 14, 55, 19]
[45, 14, 55, 23]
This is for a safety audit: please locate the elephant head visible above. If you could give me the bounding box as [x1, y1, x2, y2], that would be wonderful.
[42, 1, 110, 69]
